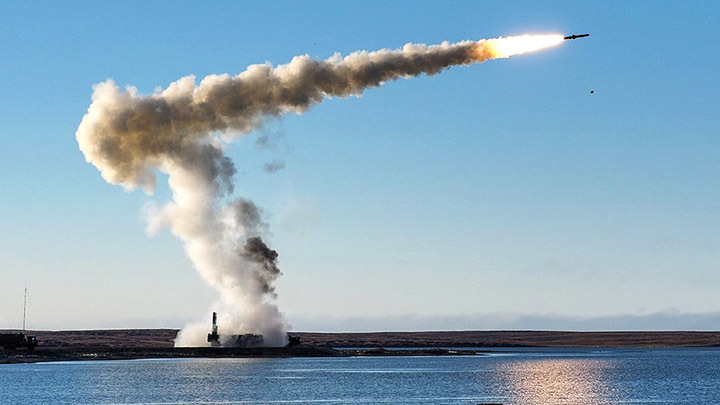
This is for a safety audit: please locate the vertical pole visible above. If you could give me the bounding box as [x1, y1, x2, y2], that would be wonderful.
[23, 286, 27, 331]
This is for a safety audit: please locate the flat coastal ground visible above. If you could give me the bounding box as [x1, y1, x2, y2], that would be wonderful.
[4, 329, 720, 348]
[3, 329, 720, 364]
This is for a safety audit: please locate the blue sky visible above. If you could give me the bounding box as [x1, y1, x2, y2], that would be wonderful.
[1, 1, 720, 331]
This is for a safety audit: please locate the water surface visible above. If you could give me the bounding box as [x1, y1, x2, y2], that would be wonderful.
[2, 348, 719, 404]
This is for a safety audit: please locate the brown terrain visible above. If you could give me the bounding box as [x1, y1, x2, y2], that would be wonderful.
[3, 329, 720, 364]
[4, 329, 720, 349]
[297, 330, 720, 348]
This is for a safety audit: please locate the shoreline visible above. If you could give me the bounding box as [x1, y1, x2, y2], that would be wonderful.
[4, 345, 720, 365]
[5, 329, 720, 348]
[4, 329, 720, 365]
[0, 346, 482, 364]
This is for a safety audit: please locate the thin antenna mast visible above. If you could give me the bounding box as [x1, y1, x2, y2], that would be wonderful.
[23, 285, 27, 331]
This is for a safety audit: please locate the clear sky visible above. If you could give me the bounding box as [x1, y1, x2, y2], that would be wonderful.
[1, 1, 719, 331]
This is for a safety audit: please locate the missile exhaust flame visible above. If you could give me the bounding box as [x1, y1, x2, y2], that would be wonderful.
[75, 33, 564, 347]
[486, 34, 565, 58]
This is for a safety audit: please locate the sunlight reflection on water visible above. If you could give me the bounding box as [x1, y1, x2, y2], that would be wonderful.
[2, 348, 720, 404]
[499, 358, 613, 404]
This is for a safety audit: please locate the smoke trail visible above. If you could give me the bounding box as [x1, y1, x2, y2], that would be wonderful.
[76, 35, 562, 347]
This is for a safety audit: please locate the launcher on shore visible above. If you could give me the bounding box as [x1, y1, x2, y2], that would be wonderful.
[207, 312, 220, 346]
[207, 312, 264, 348]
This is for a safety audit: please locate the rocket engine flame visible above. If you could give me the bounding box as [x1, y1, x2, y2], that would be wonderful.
[75, 34, 561, 347]
[486, 34, 565, 58]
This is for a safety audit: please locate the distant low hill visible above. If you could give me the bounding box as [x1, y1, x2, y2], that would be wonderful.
[297, 330, 720, 348]
[3, 329, 720, 348]
[0, 329, 177, 348]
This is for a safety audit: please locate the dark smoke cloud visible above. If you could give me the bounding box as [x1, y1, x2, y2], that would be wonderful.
[242, 236, 282, 296]
[263, 160, 286, 174]
[230, 198, 266, 233]
[255, 134, 271, 148]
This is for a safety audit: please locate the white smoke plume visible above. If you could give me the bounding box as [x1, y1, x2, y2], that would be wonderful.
[75, 35, 562, 347]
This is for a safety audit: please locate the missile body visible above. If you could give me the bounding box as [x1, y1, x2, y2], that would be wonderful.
[564, 33, 590, 40]
[207, 311, 220, 345]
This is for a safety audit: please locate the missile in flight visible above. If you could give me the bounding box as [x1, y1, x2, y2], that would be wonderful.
[564, 33, 590, 40]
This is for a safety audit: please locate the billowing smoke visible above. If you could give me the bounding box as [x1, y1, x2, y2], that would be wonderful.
[242, 237, 281, 296]
[75, 35, 562, 347]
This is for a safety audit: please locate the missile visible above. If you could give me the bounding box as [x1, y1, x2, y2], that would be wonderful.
[564, 33, 590, 40]
[207, 311, 220, 345]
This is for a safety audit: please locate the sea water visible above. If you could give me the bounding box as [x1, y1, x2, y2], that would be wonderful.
[2, 348, 720, 404]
